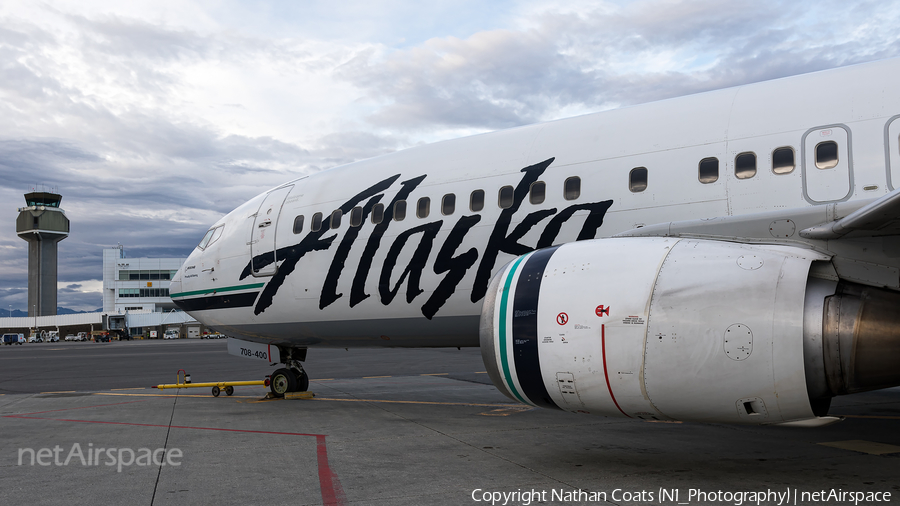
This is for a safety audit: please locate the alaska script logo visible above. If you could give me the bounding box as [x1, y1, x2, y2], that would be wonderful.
[239, 157, 613, 319]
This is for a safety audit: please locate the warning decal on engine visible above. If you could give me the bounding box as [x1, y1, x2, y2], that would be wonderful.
[622, 316, 645, 325]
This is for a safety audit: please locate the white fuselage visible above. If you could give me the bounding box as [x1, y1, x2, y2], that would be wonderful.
[171, 57, 900, 348]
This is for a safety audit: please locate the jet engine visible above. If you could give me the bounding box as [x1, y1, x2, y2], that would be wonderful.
[480, 237, 900, 424]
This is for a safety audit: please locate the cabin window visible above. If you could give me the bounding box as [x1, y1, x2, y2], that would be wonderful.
[311, 212, 323, 232]
[350, 206, 363, 227]
[498, 186, 514, 209]
[529, 181, 546, 204]
[292, 215, 304, 234]
[735, 152, 756, 179]
[564, 177, 581, 200]
[629, 167, 648, 192]
[699, 157, 719, 184]
[372, 203, 384, 224]
[470, 190, 485, 212]
[442, 193, 455, 215]
[417, 197, 430, 218]
[329, 209, 342, 229]
[816, 141, 838, 169]
[772, 147, 795, 174]
[393, 200, 407, 221]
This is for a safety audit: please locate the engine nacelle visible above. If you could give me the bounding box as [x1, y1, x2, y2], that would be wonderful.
[480, 237, 900, 424]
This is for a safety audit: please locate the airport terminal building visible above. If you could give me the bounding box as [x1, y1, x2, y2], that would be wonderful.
[102, 246, 185, 314]
[2, 231, 202, 340]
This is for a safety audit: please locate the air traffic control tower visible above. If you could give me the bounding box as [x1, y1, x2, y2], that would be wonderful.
[17, 191, 69, 317]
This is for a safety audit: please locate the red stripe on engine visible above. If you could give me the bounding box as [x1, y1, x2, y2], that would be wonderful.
[601, 324, 630, 418]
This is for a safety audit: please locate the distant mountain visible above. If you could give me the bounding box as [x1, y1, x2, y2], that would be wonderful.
[57, 307, 103, 315]
[4, 307, 102, 317]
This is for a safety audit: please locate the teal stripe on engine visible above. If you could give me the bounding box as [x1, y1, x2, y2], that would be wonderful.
[498, 254, 529, 404]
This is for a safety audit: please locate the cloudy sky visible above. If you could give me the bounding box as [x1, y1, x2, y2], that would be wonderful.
[1, 0, 898, 311]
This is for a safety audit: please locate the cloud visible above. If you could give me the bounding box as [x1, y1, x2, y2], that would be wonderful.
[0, 0, 898, 311]
[337, 0, 900, 130]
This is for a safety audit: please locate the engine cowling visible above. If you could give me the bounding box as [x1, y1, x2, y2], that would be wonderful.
[480, 237, 900, 424]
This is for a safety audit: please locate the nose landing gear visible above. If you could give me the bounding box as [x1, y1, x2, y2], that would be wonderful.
[268, 359, 309, 398]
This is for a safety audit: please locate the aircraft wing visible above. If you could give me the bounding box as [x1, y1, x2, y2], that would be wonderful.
[800, 187, 900, 239]
[615, 188, 900, 243]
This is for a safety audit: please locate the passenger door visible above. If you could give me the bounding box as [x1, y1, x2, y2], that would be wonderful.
[249, 185, 294, 276]
[803, 125, 852, 202]
[887, 116, 900, 191]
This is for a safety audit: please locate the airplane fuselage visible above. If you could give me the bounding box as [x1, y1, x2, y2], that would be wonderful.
[171, 58, 900, 349]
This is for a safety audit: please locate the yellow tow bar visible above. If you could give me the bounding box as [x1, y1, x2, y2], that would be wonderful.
[152, 369, 268, 397]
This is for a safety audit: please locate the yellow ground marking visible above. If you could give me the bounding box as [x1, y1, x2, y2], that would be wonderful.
[818, 440, 900, 455]
[40, 391, 76, 394]
[836, 414, 900, 420]
[363, 375, 392, 379]
[94, 392, 259, 399]
[92, 391, 522, 409]
[475, 371, 487, 374]
[420, 373, 448, 376]
[313, 378, 334, 381]
[479, 406, 533, 416]
[311, 397, 521, 408]
[111, 387, 147, 391]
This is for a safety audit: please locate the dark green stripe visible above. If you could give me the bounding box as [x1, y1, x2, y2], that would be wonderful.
[498, 254, 529, 404]
[170, 283, 265, 299]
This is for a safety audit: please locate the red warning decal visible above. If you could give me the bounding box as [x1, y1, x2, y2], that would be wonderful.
[556, 312, 568, 325]
[595, 305, 610, 317]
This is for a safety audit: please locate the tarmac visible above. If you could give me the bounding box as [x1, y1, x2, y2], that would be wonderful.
[1, 339, 898, 505]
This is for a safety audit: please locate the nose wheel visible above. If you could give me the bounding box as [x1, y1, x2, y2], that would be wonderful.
[295, 369, 309, 392]
[269, 367, 310, 398]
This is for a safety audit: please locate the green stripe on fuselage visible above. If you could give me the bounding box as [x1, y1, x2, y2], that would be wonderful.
[170, 283, 265, 299]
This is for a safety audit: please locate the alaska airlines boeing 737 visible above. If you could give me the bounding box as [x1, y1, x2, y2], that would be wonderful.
[171, 57, 900, 426]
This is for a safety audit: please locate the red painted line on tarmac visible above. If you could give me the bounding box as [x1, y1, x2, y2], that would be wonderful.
[317, 435, 346, 506]
[7, 409, 345, 503]
[601, 324, 630, 418]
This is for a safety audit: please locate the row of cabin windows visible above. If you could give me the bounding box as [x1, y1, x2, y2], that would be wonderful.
[627, 142, 840, 192]
[292, 177, 583, 234]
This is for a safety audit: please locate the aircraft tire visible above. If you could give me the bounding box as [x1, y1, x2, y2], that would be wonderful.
[294, 370, 309, 392]
[270, 368, 296, 397]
